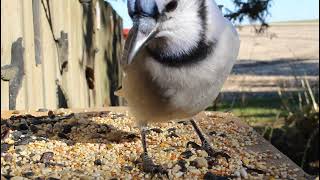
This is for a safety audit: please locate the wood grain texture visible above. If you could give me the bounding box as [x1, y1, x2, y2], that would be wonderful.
[1, 0, 123, 110]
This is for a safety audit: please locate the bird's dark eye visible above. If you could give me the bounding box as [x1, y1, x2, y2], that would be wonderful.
[165, 0, 178, 12]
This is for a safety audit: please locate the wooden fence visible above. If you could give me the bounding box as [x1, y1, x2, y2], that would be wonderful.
[1, 0, 124, 110]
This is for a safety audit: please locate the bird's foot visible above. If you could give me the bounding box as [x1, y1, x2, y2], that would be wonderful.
[140, 153, 168, 177]
[186, 141, 202, 150]
[186, 141, 231, 162]
[203, 145, 231, 162]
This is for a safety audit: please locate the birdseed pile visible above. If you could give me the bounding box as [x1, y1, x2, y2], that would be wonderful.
[1, 108, 308, 179]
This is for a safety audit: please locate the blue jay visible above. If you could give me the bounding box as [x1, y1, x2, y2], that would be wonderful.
[118, 0, 240, 175]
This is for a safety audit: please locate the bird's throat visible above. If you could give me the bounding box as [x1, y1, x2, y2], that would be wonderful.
[146, 39, 217, 67]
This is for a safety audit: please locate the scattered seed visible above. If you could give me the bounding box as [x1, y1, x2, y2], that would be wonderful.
[94, 159, 103, 166]
[11, 131, 22, 141]
[234, 170, 241, 177]
[186, 141, 202, 150]
[177, 160, 188, 172]
[14, 145, 26, 154]
[48, 111, 55, 119]
[123, 166, 133, 171]
[150, 128, 163, 134]
[17, 123, 29, 131]
[65, 140, 76, 146]
[194, 157, 208, 168]
[180, 150, 193, 159]
[40, 152, 54, 163]
[0, 110, 304, 179]
[243, 164, 266, 174]
[29, 125, 38, 133]
[14, 136, 34, 146]
[62, 125, 73, 134]
[209, 131, 217, 136]
[22, 172, 35, 177]
[57, 133, 69, 140]
[47, 177, 60, 180]
[167, 132, 179, 138]
[167, 128, 176, 133]
[164, 147, 176, 152]
[177, 121, 189, 125]
[1, 143, 12, 154]
[34, 177, 45, 180]
[3, 154, 13, 162]
[206, 157, 218, 169]
[1, 127, 10, 141]
[240, 167, 248, 179]
[124, 133, 139, 140]
[204, 172, 229, 180]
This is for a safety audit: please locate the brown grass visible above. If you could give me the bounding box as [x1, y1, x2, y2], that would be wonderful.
[222, 21, 319, 93]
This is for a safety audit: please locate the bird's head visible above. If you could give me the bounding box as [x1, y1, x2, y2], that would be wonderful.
[123, 0, 221, 66]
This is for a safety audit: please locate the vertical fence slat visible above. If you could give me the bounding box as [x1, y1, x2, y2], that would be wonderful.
[40, 0, 59, 109]
[22, 0, 45, 110]
[1, 0, 124, 110]
[1, 0, 10, 110]
[1, 0, 27, 110]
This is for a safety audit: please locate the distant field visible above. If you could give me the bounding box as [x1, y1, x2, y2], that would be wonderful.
[219, 20, 319, 125]
[223, 20, 319, 92]
[271, 19, 319, 24]
[237, 21, 319, 61]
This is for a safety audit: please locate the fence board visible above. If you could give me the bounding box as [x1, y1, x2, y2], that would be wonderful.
[1, 0, 26, 110]
[1, 0, 123, 110]
[22, 0, 45, 110]
[40, 0, 59, 109]
[1, 0, 10, 110]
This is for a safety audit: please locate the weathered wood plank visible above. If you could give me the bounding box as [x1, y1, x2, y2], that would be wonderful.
[1, 0, 26, 110]
[0, 0, 9, 110]
[1, 0, 123, 110]
[22, 0, 45, 110]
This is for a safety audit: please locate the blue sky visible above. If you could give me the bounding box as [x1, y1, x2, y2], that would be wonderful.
[106, 0, 319, 28]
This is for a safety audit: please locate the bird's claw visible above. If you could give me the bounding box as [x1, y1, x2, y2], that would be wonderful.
[140, 154, 168, 178]
[143, 163, 168, 177]
[203, 144, 231, 162]
[212, 151, 231, 161]
[186, 141, 231, 162]
[186, 141, 202, 150]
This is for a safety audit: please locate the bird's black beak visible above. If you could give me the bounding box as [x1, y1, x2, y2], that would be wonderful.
[123, 0, 159, 65]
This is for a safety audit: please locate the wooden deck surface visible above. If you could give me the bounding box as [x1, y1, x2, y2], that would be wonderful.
[1, 107, 313, 179]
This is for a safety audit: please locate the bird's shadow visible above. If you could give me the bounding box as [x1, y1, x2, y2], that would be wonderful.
[1, 111, 140, 147]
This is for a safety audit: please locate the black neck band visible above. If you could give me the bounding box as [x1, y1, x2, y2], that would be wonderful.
[147, 0, 216, 67]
